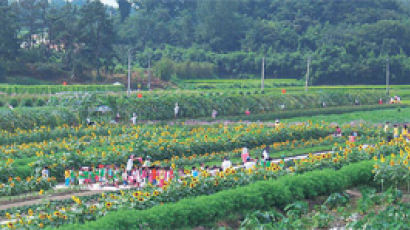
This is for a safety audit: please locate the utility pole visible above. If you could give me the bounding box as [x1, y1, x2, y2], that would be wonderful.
[261, 56, 265, 90]
[305, 56, 311, 92]
[147, 57, 151, 90]
[386, 58, 390, 96]
[127, 47, 137, 96]
[127, 48, 131, 96]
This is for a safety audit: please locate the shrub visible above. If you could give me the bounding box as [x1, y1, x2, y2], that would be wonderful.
[22, 98, 33, 107]
[154, 57, 175, 81]
[36, 98, 46, 106]
[9, 98, 19, 107]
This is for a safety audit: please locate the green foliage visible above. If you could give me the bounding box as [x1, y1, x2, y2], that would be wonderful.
[3, 0, 410, 83]
[79, 91, 386, 120]
[0, 107, 79, 131]
[284, 201, 309, 218]
[154, 57, 175, 81]
[323, 192, 350, 209]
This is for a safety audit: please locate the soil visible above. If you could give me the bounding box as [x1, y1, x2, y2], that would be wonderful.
[0, 190, 103, 211]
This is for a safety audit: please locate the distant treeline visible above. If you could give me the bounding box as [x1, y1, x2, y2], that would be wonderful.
[1, 0, 410, 84]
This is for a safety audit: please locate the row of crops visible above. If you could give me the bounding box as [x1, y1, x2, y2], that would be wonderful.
[0, 91, 389, 131]
[0, 85, 124, 94]
[0, 121, 407, 229]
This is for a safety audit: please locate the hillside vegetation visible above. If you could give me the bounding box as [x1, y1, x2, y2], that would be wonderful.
[1, 0, 410, 84]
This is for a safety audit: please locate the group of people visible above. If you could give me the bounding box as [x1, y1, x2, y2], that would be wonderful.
[59, 147, 279, 189]
[385, 122, 409, 140]
[63, 157, 177, 188]
[389, 96, 401, 104]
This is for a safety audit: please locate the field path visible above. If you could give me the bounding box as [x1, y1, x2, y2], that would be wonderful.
[0, 190, 102, 211]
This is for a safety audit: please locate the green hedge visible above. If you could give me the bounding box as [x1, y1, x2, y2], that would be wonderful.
[55, 161, 374, 230]
[0, 85, 124, 94]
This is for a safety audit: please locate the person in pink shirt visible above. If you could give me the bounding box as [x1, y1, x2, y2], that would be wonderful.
[241, 147, 249, 163]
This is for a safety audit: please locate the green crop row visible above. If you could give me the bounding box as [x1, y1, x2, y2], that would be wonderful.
[80, 91, 388, 120]
[0, 91, 389, 131]
[55, 160, 374, 230]
[0, 85, 124, 94]
[211, 104, 402, 122]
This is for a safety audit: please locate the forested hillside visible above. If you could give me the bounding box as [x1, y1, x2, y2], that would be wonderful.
[1, 0, 410, 84]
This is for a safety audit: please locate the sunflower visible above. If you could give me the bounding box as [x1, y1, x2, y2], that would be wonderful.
[138, 197, 145, 202]
[105, 202, 113, 209]
[153, 190, 160, 196]
[182, 180, 188, 186]
[39, 214, 46, 220]
[28, 209, 34, 217]
[53, 211, 61, 217]
[38, 223, 44, 228]
[7, 222, 14, 229]
[189, 183, 196, 188]
[132, 191, 139, 198]
[5, 213, 11, 219]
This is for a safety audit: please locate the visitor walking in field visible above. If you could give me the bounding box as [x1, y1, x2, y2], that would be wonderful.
[126, 155, 134, 176]
[131, 113, 137, 125]
[241, 147, 249, 163]
[212, 109, 218, 119]
[393, 124, 399, 138]
[262, 146, 270, 165]
[221, 157, 232, 171]
[174, 103, 179, 118]
[384, 122, 390, 133]
[41, 167, 49, 179]
[335, 126, 342, 137]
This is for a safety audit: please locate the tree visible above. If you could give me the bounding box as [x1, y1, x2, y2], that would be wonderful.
[117, 0, 131, 22]
[47, 3, 80, 78]
[154, 57, 174, 81]
[196, 0, 246, 52]
[77, 0, 115, 81]
[0, 1, 19, 81]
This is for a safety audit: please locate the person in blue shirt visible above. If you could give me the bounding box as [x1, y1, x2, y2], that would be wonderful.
[192, 166, 199, 177]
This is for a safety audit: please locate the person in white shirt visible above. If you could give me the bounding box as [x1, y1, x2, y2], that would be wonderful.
[131, 113, 137, 125]
[221, 157, 232, 171]
[126, 155, 134, 176]
[174, 103, 179, 118]
[244, 158, 256, 169]
[143, 157, 151, 167]
[41, 167, 49, 179]
[262, 147, 270, 161]
[274, 119, 280, 128]
[212, 109, 218, 119]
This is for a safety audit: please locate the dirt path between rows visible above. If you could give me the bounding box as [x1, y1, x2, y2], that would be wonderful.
[0, 190, 102, 211]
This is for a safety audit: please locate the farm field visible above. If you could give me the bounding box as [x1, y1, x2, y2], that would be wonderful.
[0, 80, 409, 230]
[4, 0, 410, 228]
[0, 118, 408, 229]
